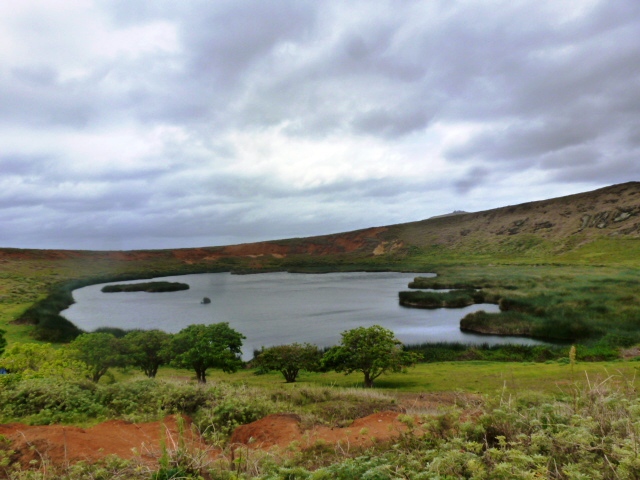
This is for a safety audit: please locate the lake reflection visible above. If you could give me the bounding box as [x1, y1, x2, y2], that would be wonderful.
[62, 271, 544, 359]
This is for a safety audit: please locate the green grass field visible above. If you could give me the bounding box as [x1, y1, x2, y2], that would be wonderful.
[151, 360, 637, 395]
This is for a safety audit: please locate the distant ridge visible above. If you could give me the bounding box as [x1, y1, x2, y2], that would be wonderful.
[1, 182, 639, 263]
[382, 181, 640, 253]
[428, 210, 469, 220]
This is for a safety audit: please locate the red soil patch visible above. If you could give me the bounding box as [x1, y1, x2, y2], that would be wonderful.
[0, 411, 411, 469]
[0, 394, 475, 471]
[230, 411, 411, 451]
[0, 416, 213, 469]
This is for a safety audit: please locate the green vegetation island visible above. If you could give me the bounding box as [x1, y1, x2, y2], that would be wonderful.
[2, 182, 640, 477]
[101, 281, 190, 293]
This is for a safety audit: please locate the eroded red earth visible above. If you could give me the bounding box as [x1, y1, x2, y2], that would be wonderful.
[0, 393, 473, 470]
[0, 411, 407, 469]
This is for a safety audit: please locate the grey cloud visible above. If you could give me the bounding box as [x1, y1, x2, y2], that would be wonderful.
[182, 1, 315, 80]
[539, 147, 601, 171]
[352, 105, 434, 138]
[454, 167, 491, 195]
[551, 154, 640, 185]
[0, 154, 52, 176]
[1, 0, 639, 250]
[447, 118, 600, 164]
[0, 71, 96, 128]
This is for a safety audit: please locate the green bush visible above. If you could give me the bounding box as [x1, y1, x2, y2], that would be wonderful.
[0, 378, 104, 424]
[159, 383, 210, 415]
[196, 395, 278, 439]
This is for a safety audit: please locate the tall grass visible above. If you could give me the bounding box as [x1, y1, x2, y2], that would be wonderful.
[403, 341, 618, 362]
[403, 265, 640, 346]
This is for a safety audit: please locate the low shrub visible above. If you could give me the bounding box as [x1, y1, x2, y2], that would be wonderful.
[0, 378, 104, 424]
[195, 394, 278, 441]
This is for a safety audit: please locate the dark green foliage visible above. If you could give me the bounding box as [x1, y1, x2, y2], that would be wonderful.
[93, 326, 132, 338]
[408, 277, 489, 289]
[460, 310, 535, 336]
[599, 332, 640, 347]
[403, 341, 618, 362]
[30, 312, 83, 342]
[171, 323, 245, 383]
[534, 312, 597, 340]
[399, 289, 486, 308]
[322, 325, 420, 388]
[0, 328, 6, 357]
[123, 329, 173, 378]
[101, 281, 190, 293]
[18, 283, 84, 342]
[254, 343, 322, 382]
[69, 333, 128, 382]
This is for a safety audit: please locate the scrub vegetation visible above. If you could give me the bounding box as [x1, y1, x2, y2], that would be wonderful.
[402, 265, 640, 347]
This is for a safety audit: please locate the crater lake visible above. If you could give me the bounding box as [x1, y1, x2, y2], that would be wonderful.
[61, 271, 544, 359]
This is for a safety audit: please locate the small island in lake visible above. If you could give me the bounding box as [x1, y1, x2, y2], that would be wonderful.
[101, 281, 190, 293]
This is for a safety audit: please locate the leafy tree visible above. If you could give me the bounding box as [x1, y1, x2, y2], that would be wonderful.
[322, 325, 420, 388]
[0, 328, 6, 357]
[0, 342, 88, 379]
[171, 323, 245, 383]
[254, 343, 322, 383]
[68, 333, 127, 382]
[123, 329, 173, 378]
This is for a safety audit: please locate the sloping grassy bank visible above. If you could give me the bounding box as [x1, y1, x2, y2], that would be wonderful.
[401, 264, 640, 348]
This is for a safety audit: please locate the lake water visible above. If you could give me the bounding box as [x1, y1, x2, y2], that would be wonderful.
[62, 271, 545, 359]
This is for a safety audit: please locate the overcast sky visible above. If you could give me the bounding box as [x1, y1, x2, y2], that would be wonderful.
[1, 0, 638, 250]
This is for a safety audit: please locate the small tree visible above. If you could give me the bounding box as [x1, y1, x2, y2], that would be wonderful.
[171, 323, 245, 383]
[68, 333, 127, 382]
[254, 343, 322, 383]
[322, 325, 420, 388]
[123, 329, 173, 378]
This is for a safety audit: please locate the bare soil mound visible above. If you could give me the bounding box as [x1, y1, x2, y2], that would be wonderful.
[0, 394, 473, 470]
[230, 411, 410, 451]
[0, 411, 410, 469]
[0, 416, 211, 469]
